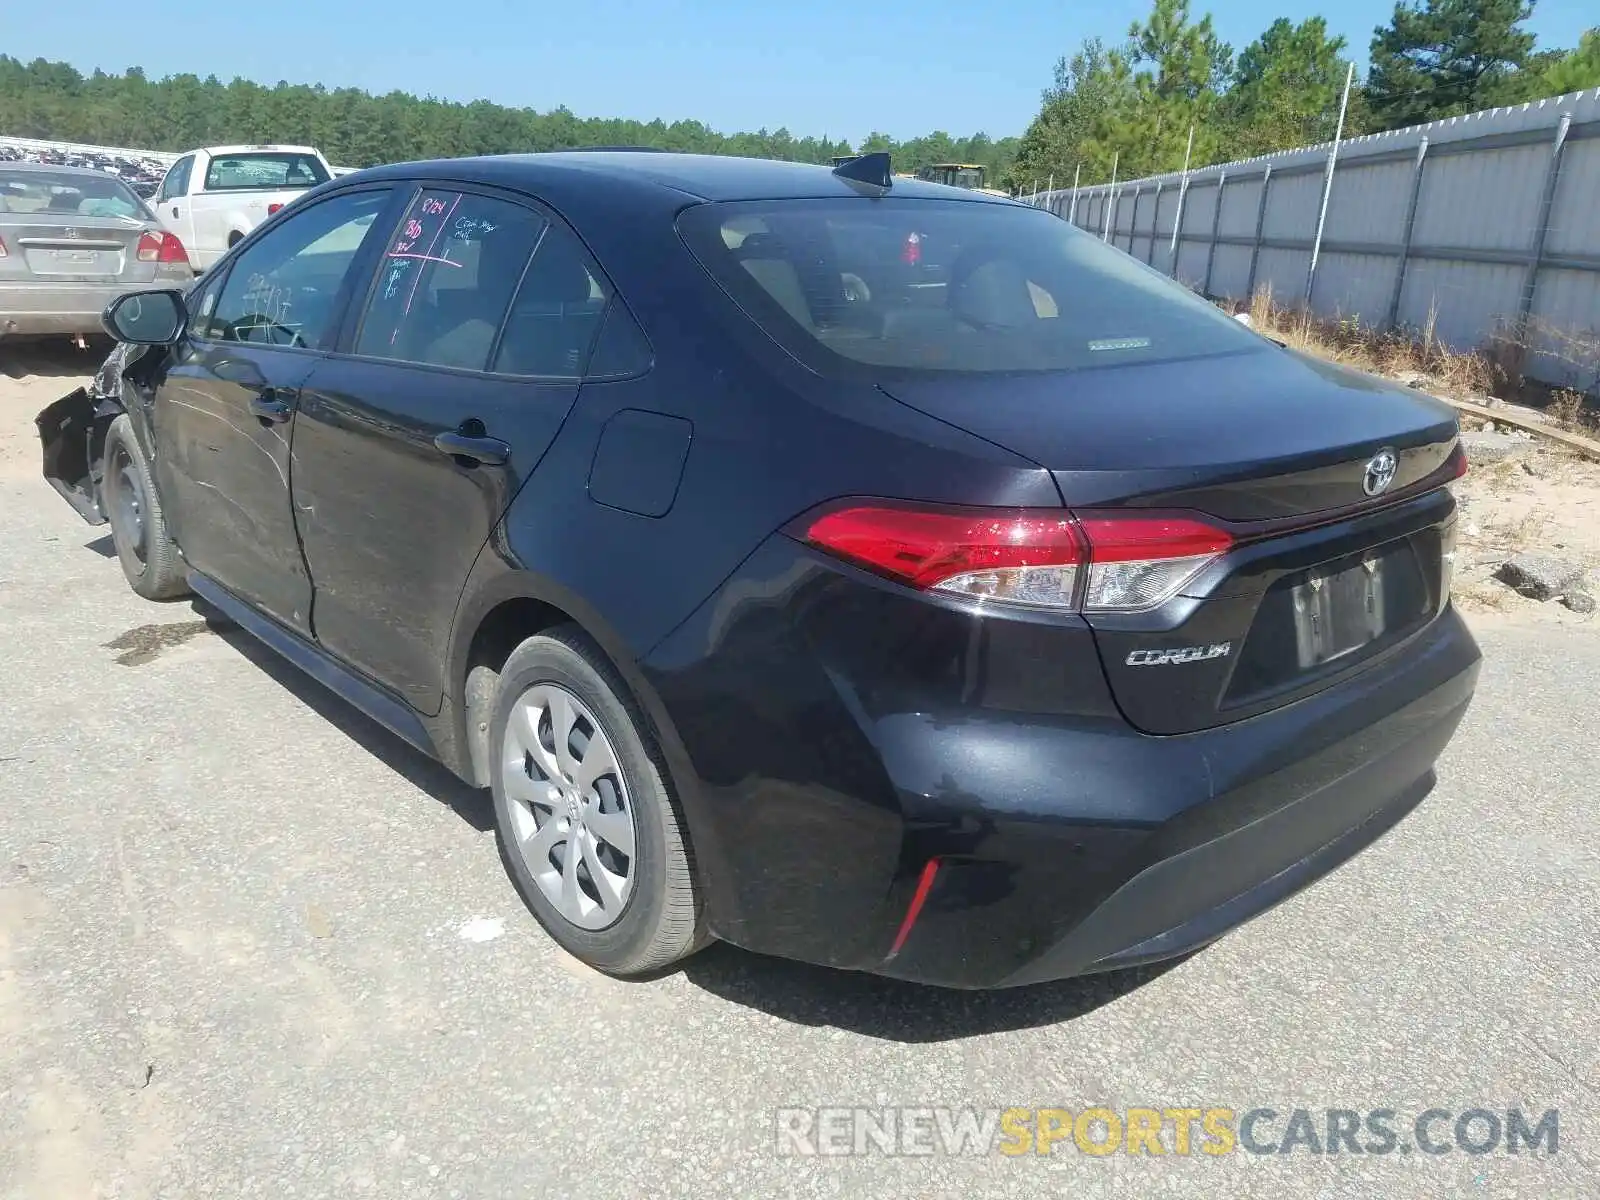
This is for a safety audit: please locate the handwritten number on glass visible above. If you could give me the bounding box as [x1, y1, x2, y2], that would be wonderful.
[373, 191, 473, 346]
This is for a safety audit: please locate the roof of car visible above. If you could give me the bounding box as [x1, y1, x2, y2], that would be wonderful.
[351, 151, 1018, 205]
[200, 145, 326, 157]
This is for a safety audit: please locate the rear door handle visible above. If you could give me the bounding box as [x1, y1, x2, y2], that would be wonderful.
[250, 389, 293, 424]
[434, 429, 510, 466]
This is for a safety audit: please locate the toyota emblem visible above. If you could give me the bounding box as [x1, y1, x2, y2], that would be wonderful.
[1362, 448, 1398, 497]
[64, 227, 82, 240]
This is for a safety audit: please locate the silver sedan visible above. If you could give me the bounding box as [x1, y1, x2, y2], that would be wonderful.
[1, 162, 193, 339]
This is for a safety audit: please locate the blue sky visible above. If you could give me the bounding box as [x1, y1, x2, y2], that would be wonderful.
[11, 0, 1596, 143]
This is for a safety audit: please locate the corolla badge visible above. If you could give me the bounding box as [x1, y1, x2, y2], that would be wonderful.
[1363, 447, 1398, 497]
[1126, 642, 1232, 667]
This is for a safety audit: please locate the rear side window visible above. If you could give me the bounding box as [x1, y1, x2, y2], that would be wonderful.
[356, 189, 547, 372]
[677, 198, 1261, 377]
[488, 223, 610, 378]
[586, 298, 653, 379]
[203, 152, 330, 192]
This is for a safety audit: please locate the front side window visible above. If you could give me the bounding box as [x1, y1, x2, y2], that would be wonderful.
[355, 189, 548, 372]
[185, 268, 230, 342]
[158, 156, 192, 203]
[203, 152, 330, 193]
[210, 189, 390, 349]
[679, 198, 1263, 378]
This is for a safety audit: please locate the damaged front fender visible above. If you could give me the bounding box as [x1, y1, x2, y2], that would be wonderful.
[34, 341, 154, 527]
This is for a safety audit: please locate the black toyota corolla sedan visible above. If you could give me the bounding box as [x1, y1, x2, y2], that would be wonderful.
[37, 150, 1479, 989]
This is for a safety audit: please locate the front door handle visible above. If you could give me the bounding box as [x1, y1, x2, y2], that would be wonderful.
[250, 389, 293, 424]
[434, 428, 510, 467]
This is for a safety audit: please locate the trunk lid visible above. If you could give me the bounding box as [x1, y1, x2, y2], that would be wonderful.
[880, 345, 1463, 735]
[878, 345, 1460, 518]
[0, 212, 158, 284]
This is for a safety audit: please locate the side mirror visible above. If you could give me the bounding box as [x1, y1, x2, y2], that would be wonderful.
[102, 289, 186, 345]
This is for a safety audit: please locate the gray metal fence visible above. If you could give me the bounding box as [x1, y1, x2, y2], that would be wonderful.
[1035, 87, 1600, 392]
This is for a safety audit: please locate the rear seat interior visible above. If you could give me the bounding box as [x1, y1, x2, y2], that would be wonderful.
[492, 232, 605, 376]
[385, 226, 606, 375]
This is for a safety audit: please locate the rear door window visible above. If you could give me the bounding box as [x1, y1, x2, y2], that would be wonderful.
[353, 189, 548, 372]
[585, 298, 653, 379]
[488, 223, 611, 378]
[677, 198, 1262, 378]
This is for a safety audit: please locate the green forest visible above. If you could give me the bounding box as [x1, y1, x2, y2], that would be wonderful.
[2, 0, 1597, 191]
[1011, 0, 1600, 188]
[0, 56, 1016, 182]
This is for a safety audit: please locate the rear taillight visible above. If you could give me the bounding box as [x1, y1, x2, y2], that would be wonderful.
[1075, 515, 1234, 612]
[798, 503, 1233, 613]
[800, 504, 1084, 610]
[137, 230, 189, 264]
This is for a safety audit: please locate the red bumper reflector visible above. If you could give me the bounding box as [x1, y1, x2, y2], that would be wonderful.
[887, 858, 941, 959]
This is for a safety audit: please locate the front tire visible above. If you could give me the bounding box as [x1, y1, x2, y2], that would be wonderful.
[102, 415, 189, 600]
[489, 626, 701, 976]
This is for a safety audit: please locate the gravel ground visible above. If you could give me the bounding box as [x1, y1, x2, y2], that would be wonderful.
[1, 342, 1597, 1199]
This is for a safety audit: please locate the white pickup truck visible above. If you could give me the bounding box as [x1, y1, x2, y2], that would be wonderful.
[153, 144, 334, 271]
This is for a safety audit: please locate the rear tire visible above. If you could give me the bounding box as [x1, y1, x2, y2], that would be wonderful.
[102, 415, 189, 601]
[489, 625, 701, 976]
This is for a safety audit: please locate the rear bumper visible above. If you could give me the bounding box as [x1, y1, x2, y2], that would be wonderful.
[0, 276, 187, 336]
[993, 692, 1456, 986]
[644, 536, 1481, 990]
[878, 607, 1476, 988]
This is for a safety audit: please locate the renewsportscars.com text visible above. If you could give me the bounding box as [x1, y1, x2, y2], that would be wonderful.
[775, 1106, 1560, 1159]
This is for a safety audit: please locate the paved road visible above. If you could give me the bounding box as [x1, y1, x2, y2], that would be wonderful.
[1, 354, 1596, 1198]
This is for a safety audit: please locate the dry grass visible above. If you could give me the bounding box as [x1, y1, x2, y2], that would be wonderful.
[1233, 288, 1599, 434]
[1472, 452, 1537, 496]
[1243, 286, 1500, 396]
[1547, 389, 1586, 426]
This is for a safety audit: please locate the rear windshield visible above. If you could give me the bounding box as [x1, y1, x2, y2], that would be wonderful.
[678, 198, 1262, 377]
[0, 169, 149, 219]
[203, 152, 329, 192]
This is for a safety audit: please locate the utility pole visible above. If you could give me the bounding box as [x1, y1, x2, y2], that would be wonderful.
[1102, 152, 1119, 241]
[1305, 62, 1356, 308]
[1170, 123, 1195, 256]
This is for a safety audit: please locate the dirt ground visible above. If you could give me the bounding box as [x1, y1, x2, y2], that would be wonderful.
[1451, 445, 1600, 627]
[0, 343, 105, 477]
